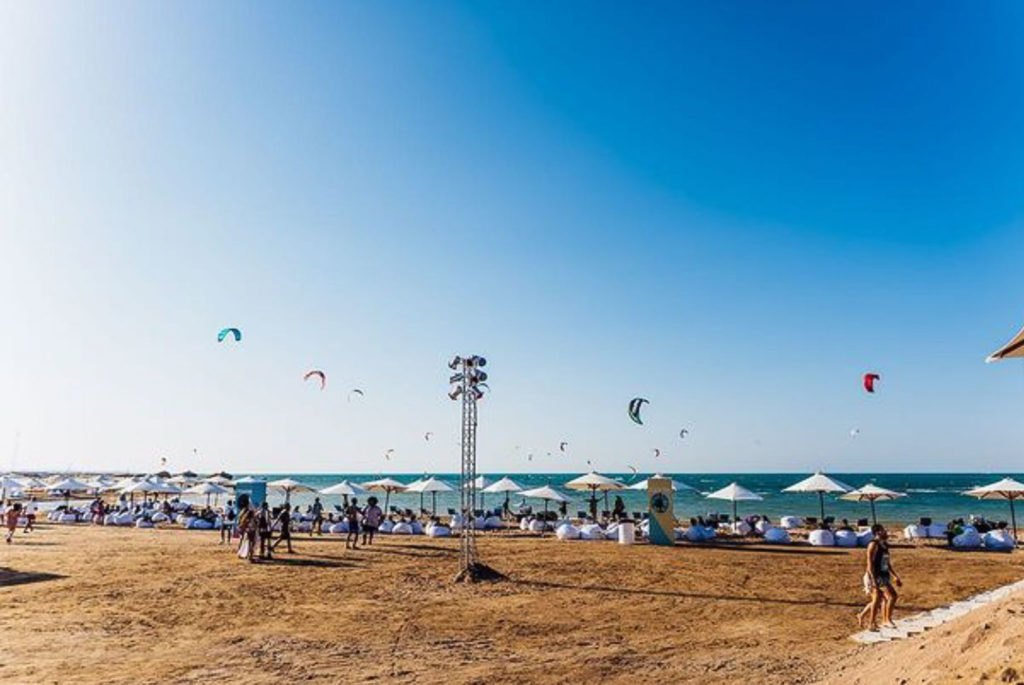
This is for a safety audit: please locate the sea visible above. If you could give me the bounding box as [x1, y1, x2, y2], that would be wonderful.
[217, 472, 1022, 526]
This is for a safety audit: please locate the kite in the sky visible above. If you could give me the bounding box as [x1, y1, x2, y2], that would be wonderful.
[559, 441, 568, 452]
[863, 373, 881, 393]
[850, 428, 860, 438]
[627, 465, 638, 480]
[217, 327, 241, 343]
[384, 448, 394, 461]
[652, 448, 661, 458]
[679, 428, 689, 439]
[527, 453, 534, 461]
[424, 432, 433, 442]
[303, 370, 326, 390]
[348, 388, 364, 402]
[627, 397, 649, 425]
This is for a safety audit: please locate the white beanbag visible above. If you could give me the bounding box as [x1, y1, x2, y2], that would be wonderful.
[151, 512, 169, 523]
[983, 530, 1015, 550]
[484, 516, 503, 530]
[780, 516, 803, 529]
[683, 526, 713, 542]
[188, 518, 214, 530]
[329, 521, 348, 534]
[528, 519, 547, 533]
[378, 520, 394, 534]
[673, 527, 688, 540]
[103, 514, 117, 526]
[426, 524, 451, 538]
[555, 523, 581, 540]
[903, 524, 928, 540]
[473, 517, 486, 530]
[519, 517, 531, 531]
[294, 521, 312, 533]
[450, 514, 465, 531]
[834, 530, 858, 548]
[391, 522, 413, 535]
[59, 512, 78, 523]
[175, 514, 188, 525]
[927, 523, 947, 538]
[808, 529, 835, 546]
[579, 524, 604, 540]
[730, 521, 752, 536]
[135, 519, 154, 528]
[410, 521, 424, 535]
[604, 522, 620, 540]
[754, 520, 770, 535]
[763, 527, 791, 544]
[953, 529, 982, 548]
[857, 530, 874, 547]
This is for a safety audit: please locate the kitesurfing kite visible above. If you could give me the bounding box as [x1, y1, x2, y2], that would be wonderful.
[424, 432, 433, 442]
[217, 327, 241, 343]
[627, 465, 638, 481]
[679, 428, 689, 439]
[863, 373, 881, 393]
[559, 441, 568, 452]
[348, 388, 364, 402]
[527, 453, 534, 461]
[850, 428, 860, 438]
[384, 448, 394, 461]
[987, 322, 1024, 361]
[652, 448, 661, 458]
[627, 397, 649, 425]
[303, 370, 326, 390]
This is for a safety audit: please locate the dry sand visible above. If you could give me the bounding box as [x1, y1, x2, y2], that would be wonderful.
[2, 523, 1022, 684]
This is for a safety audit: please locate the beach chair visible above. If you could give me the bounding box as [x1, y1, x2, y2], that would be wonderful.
[919, 517, 932, 526]
[857, 518, 869, 528]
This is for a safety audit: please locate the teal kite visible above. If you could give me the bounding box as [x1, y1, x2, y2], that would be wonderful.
[217, 328, 241, 343]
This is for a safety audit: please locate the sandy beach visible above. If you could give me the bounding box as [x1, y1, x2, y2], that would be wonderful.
[2, 523, 1022, 684]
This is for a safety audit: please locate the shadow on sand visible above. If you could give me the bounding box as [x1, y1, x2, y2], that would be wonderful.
[512, 578, 932, 612]
[0, 566, 67, 588]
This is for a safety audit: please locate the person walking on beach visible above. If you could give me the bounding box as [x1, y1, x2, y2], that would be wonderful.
[272, 505, 294, 554]
[23, 496, 38, 533]
[236, 494, 257, 563]
[220, 501, 236, 545]
[858, 524, 902, 630]
[311, 497, 325, 536]
[5, 502, 22, 544]
[362, 496, 382, 547]
[257, 502, 274, 560]
[345, 497, 361, 550]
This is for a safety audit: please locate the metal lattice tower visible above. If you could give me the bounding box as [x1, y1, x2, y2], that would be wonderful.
[458, 368, 479, 569]
[448, 355, 503, 582]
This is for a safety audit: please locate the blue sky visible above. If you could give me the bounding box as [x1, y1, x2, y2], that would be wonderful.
[2, 2, 1024, 474]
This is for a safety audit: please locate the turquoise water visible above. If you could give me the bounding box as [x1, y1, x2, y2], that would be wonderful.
[242, 473, 1024, 525]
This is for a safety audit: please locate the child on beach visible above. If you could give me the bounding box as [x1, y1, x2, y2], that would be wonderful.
[23, 496, 37, 533]
[345, 497, 361, 550]
[362, 497, 383, 546]
[272, 505, 294, 554]
[5, 502, 22, 544]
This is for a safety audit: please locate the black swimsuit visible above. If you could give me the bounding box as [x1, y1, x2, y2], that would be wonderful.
[872, 541, 892, 588]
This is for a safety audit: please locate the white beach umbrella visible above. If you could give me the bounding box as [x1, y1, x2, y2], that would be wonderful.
[204, 475, 235, 486]
[405, 476, 454, 515]
[706, 482, 764, 522]
[986, 323, 1024, 362]
[627, 474, 696, 492]
[234, 476, 263, 484]
[482, 476, 524, 512]
[963, 477, 1024, 540]
[565, 471, 624, 517]
[462, 475, 492, 509]
[1, 475, 25, 501]
[17, 476, 47, 490]
[320, 480, 368, 507]
[267, 478, 311, 504]
[46, 477, 90, 493]
[361, 477, 408, 512]
[83, 477, 115, 492]
[166, 474, 196, 486]
[782, 472, 853, 521]
[840, 483, 906, 525]
[517, 484, 570, 520]
[186, 481, 230, 506]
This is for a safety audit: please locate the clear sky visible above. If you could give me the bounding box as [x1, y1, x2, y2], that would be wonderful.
[2, 2, 1024, 475]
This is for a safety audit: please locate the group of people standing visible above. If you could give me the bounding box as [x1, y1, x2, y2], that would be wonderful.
[230, 494, 384, 563]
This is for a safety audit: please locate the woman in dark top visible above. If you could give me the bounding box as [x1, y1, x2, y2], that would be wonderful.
[860, 524, 902, 630]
